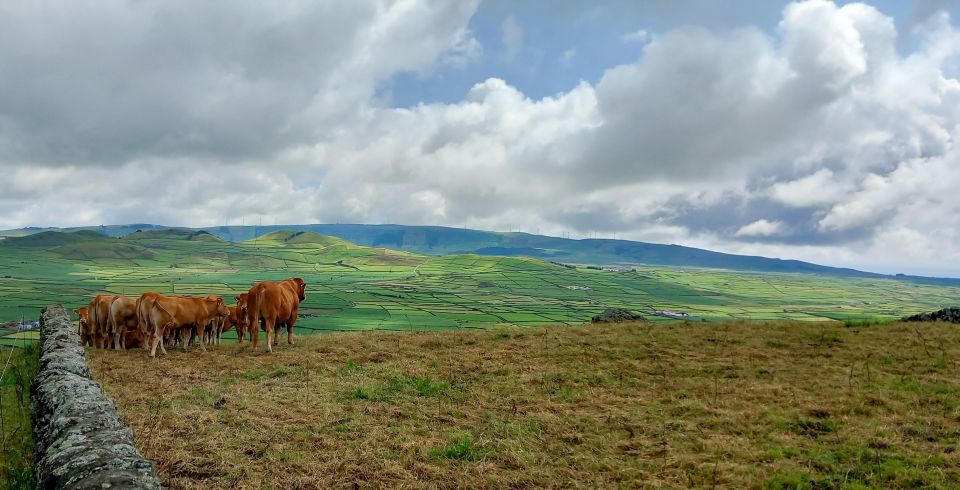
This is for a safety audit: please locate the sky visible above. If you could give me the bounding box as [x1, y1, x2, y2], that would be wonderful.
[0, 0, 959, 277]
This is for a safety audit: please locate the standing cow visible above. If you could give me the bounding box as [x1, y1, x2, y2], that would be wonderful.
[73, 307, 90, 346]
[243, 278, 306, 353]
[137, 292, 229, 358]
[108, 296, 139, 349]
[88, 295, 115, 349]
[232, 293, 252, 344]
[210, 304, 244, 345]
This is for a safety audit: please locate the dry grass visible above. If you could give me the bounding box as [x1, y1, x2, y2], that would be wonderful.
[89, 321, 960, 489]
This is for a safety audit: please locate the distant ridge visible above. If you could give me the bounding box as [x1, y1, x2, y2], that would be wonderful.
[3, 223, 959, 285]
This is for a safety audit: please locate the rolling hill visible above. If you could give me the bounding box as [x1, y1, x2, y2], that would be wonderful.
[3, 223, 957, 285]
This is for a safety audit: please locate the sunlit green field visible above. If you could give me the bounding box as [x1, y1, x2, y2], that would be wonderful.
[1, 229, 957, 346]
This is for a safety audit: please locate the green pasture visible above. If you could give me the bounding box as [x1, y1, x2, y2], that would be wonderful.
[1, 229, 957, 343]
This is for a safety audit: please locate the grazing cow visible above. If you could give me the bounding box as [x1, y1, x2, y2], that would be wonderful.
[88, 295, 115, 349]
[137, 293, 229, 358]
[73, 307, 90, 346]
[244, 278, 306, 353]
[108, 296, 139, 349]
[123, 328, 143, 349]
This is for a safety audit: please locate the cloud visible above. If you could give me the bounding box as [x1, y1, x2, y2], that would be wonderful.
[735, 219, 784, 237]
[620, 29, 650, 43]
[0, 0, 481, 166]
[441, 27, 484, 68]
[559, 48, 576, 68]
[768, 169, 851, 207]
[500, 14, 524, 61]
[0, 1, 959, 276]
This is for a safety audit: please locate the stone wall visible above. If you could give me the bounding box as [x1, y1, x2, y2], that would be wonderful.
[30, 304, 162, 489]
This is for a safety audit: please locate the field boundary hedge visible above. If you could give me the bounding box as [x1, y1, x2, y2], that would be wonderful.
[30, 304, 161, 489]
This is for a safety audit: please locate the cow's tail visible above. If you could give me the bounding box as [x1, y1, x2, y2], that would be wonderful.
[249, 286, 266, 347]
[108, 296, 120, 349]
[136, 295, 151, 350]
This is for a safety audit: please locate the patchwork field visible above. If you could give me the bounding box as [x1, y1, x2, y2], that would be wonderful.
[89, 320, 960, 488]
[1, 229, 959, 349]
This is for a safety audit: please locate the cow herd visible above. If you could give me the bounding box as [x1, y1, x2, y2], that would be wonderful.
[73, 277, 307, 357]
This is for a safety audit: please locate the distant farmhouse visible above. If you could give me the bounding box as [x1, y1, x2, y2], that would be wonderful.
[651, 310, 690, 319]
[602, 266, 635, 273]
[3, 320, 39, 331]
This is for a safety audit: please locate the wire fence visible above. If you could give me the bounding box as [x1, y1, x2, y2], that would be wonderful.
[0, 303, 37, 489]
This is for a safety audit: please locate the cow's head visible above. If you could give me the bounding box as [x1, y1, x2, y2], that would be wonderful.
[208, 295, 229, 317]
[293, 277, 306, 301]
[74, 307, 89, 342]
[235, 293, 248, 313]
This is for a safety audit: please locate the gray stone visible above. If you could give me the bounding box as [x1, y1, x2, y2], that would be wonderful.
[591, 307, 646, 323]
[902, 307, 960, 323]
[31, 304, 162, 489]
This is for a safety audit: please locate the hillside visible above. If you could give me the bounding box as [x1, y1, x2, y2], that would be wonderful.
[123, 228, 223, 242]
[52, 241, 155, 260]
[2, 229, 109, 247]
[2, 228, 960, 339]
[89, 320, 960, 488]
[247, 230, 355, 248]
[4, 223, 956, 285]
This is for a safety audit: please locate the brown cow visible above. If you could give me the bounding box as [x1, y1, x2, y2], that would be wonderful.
[73, 307, 90, 346]
[244, 278, 306, 353]
[211, 305, 243, 345]
[190, 295, 230, 347]
[88, 295, 115, 349]
[123, 328, 143, 349]
[108, 296, 139, 349]
[137, 293, 229, 357]
[232, 293, 251, 344]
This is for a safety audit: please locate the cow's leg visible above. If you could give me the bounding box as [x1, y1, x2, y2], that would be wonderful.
[287, 307, 298, 345]
[150, 326, 162, 358]
[264, 317, 275, 353]
[160, 325, 174, 356]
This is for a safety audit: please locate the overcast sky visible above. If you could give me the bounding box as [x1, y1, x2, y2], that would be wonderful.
[1, 0, 959, 276]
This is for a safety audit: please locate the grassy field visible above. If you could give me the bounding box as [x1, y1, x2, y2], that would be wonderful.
[1, 229, 958, 349]
[0, 343, 38, 490]
[89, 319, 960, 488]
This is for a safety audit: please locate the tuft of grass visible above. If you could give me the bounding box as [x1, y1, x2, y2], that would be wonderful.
[428, 434, 488, 461]
[784, 417, 839, 438]
[843, 318, 889, 328]
[348, 375, 451, 402]
[346, 387, 370, 400]
[340, 359, 363, 375]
